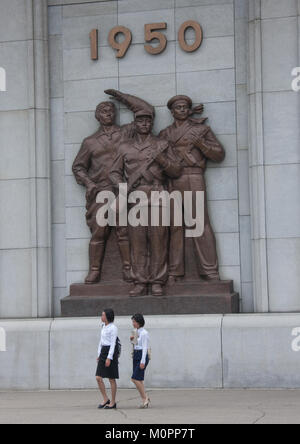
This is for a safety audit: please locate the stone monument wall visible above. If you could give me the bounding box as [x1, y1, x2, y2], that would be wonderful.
[48, 0, 252, 315]
[0, 0, 299, 319]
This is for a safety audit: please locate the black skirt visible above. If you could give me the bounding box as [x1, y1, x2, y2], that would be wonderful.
[96, 345, 119, 379]
[132, 350, 149, 381]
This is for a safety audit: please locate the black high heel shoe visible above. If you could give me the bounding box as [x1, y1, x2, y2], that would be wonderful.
[98, 399, 110, 409]
[104, 403, 117, 410]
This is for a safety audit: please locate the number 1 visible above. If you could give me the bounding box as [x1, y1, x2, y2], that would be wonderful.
[90, 29, 98, 60]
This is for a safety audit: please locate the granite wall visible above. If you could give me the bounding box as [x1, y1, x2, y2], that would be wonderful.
[0, 0, 52, 318]
[0, 0, 299, 318]
[48, 0, 252, 315]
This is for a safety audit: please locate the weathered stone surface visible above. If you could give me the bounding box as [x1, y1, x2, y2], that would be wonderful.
[223, 314, 300, 388]
[1, 314, 300, 390]
[50, 315, 223, 389]
[61, 282, 239, 317]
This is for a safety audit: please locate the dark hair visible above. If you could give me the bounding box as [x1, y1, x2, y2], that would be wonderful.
[103, 308, 115, 323]
[96, 101, 115, 112]
[131, 313, 145, 328]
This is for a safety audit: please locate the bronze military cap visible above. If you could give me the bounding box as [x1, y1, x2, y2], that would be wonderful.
[167, 95, 193, 110]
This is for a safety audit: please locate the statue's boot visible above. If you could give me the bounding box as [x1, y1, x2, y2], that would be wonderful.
[152, 284, 164, 297]
[167, 275, 177, 286]
[85, 242, 105, 285]
[118, 241, 133, 283]
[205, 273, 220, 282]
[129, 284, 147, 298]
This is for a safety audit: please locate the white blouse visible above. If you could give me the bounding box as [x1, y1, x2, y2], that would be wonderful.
[98, 323, 118, 360]
[134, 328, 150, 365]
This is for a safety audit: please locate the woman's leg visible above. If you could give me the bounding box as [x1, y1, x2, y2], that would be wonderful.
[109, 379, 117, 406]
[96, 376, 109, 403]
[131, 379, 147, 402]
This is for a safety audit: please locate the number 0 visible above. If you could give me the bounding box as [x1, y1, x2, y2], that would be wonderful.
[108, 26, 132, 58]
[178, 20, 203, 53]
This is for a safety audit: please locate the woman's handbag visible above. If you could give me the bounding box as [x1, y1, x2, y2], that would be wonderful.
[131, 329, 138, 358]
[130, 329, 151, 360]
[116, 337, 121, 358]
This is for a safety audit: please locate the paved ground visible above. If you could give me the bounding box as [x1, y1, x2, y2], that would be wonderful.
[1, 389, 300, 424]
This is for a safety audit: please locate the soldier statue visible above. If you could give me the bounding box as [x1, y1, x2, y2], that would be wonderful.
[106, 90, 182, 297]
[72, 101, 135, 284]
[160, 95, 225, 284]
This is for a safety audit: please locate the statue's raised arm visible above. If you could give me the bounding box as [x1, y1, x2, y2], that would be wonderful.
[105, 89, 155, 118]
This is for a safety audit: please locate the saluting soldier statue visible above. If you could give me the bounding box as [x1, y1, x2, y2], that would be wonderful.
[160, 95, 225, 283]
[72, 101, 135, 284]
[106, 90, 182, 297]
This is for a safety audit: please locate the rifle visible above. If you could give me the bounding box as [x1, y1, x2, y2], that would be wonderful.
[127, 142, 169, 192]
[175, 126, 210, 166]
[111, 142, 170, 217]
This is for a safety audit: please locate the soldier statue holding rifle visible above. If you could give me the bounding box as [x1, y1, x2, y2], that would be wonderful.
[160, 95, 225, 284]
[106, 90, 182, 298]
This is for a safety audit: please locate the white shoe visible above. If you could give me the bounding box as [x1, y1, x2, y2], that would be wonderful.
[139, 397, 151, 409]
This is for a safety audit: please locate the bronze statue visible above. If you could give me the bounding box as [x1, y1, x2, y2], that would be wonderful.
[106, 90, 182, 297]
[72, 101, 135, 284]
[159, 95, 225, 284]
[63, 91, 240, 316]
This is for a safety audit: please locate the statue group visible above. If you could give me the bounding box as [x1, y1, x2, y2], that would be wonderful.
[72, 90, 226, 298]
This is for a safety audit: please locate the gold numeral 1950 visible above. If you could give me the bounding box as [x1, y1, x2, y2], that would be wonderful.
[90, 21, 203, 60]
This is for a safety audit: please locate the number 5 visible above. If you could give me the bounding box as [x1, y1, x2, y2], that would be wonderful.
[144, 23, 168, 55]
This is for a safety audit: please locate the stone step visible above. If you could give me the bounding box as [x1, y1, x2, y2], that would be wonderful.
[61, 291, 239, 317]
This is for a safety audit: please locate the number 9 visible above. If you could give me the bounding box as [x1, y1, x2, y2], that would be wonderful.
[108, 26, 132, 58]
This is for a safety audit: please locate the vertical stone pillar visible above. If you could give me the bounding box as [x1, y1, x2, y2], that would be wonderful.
[248, 0, 300, 312]
[235, 0, 253, 312]
[0, 0, 52, 318]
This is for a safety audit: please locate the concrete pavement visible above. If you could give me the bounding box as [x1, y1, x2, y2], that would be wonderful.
[1, 389, 300, 424]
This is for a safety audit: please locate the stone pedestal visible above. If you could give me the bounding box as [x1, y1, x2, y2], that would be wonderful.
[61, 280, 239, 317]
[1, 314, 300, 390]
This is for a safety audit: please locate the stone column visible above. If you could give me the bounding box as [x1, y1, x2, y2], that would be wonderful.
[0, 0, 52, 318]
[248, 0, 300, 312]
[235, 0, 253, 312]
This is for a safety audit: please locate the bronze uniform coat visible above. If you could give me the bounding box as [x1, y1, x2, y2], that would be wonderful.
[109, 134, 182, 285]
[72, 123, 134, 235]
[159, 119, 225, 278]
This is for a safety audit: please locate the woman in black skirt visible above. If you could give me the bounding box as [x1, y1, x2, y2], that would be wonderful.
[130, 314, 151, 409]
[96, 309, 119, 409]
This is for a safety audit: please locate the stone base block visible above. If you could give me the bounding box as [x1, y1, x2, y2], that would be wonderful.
[61, 280, 239, 317]
[50, 315, 223, 390]
[222, 314, 300, 388]
[0, 320, 51, 390]
[1, 314, 300, 390]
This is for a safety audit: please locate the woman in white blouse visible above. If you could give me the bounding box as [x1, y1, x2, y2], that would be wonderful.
[130, 314, 151, 409]
[96, 309, 120, 409]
